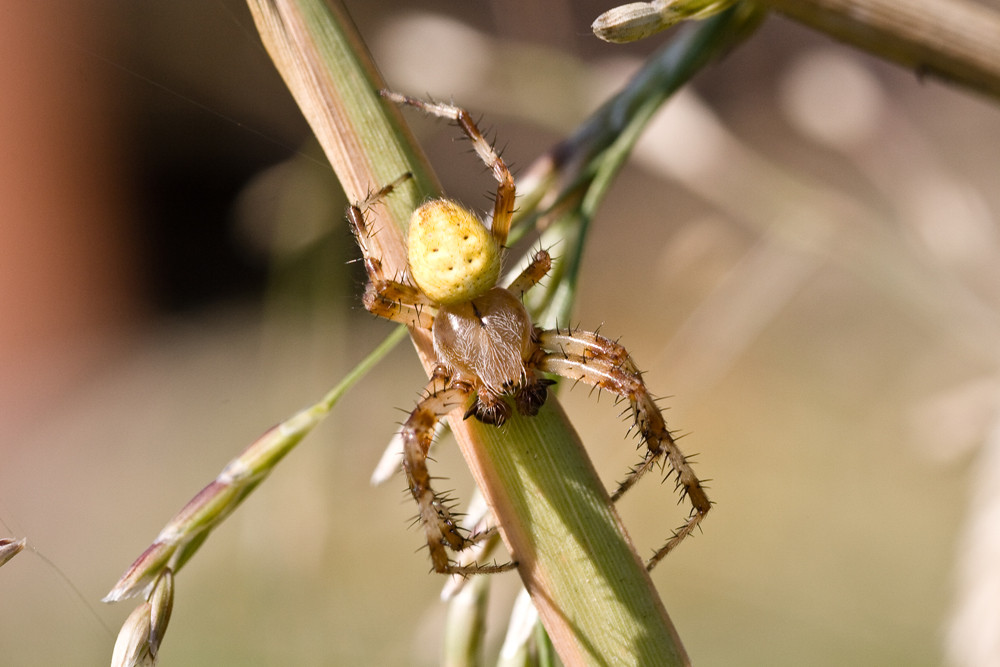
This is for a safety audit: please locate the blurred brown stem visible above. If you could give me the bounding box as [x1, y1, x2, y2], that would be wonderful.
[756, 0, 1000, 100]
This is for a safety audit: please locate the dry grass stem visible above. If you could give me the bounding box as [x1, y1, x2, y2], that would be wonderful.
[105, 326, 407, 603]
[0, 537, 26, 568]
[497, 589, 544, 667]
[104, 410, 329, 602]
[757, 0, 1000, 100]
[442, 574, 490, 667]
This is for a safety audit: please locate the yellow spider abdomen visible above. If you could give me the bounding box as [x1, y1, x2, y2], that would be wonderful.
[407, 199, 501, 305]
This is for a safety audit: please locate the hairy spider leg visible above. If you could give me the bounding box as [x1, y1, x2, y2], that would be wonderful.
[503, 249, 558, 416]
[347, 176, 436, 329]
[380, 90, 516, 248]
[534, 329, 711, 570]
[506, 249, 553, 299]
[402, 370, 517, 575]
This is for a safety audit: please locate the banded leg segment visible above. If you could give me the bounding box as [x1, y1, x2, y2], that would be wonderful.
[401, 372, 515, 574]
[506, 249, 552, 299]
[361, 282, 434, 329]
[347, 175, 436, 329]
[380, 90, 516, 248]
[536, 329, 710, 570]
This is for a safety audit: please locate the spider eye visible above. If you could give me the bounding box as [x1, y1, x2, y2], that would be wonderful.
[407, 199, 501, 304]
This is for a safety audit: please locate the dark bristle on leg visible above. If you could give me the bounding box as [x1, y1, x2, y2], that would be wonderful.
[534, 329, 710, 570]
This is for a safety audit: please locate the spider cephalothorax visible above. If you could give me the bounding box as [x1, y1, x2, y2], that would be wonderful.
[347, 90, 710, 574]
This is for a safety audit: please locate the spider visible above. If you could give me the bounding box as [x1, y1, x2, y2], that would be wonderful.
[346, 89, 710, 574]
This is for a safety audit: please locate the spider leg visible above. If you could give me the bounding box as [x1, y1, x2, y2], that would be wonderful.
[347, 176, 436, 329]
[535, 329, 710, 570]
[506, 249, 552, 299]
[380, 90, 515, 248]
[402, 370, 517, 575]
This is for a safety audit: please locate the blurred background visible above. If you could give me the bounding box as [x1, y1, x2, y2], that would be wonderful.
[2, 1, 1000, 664]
